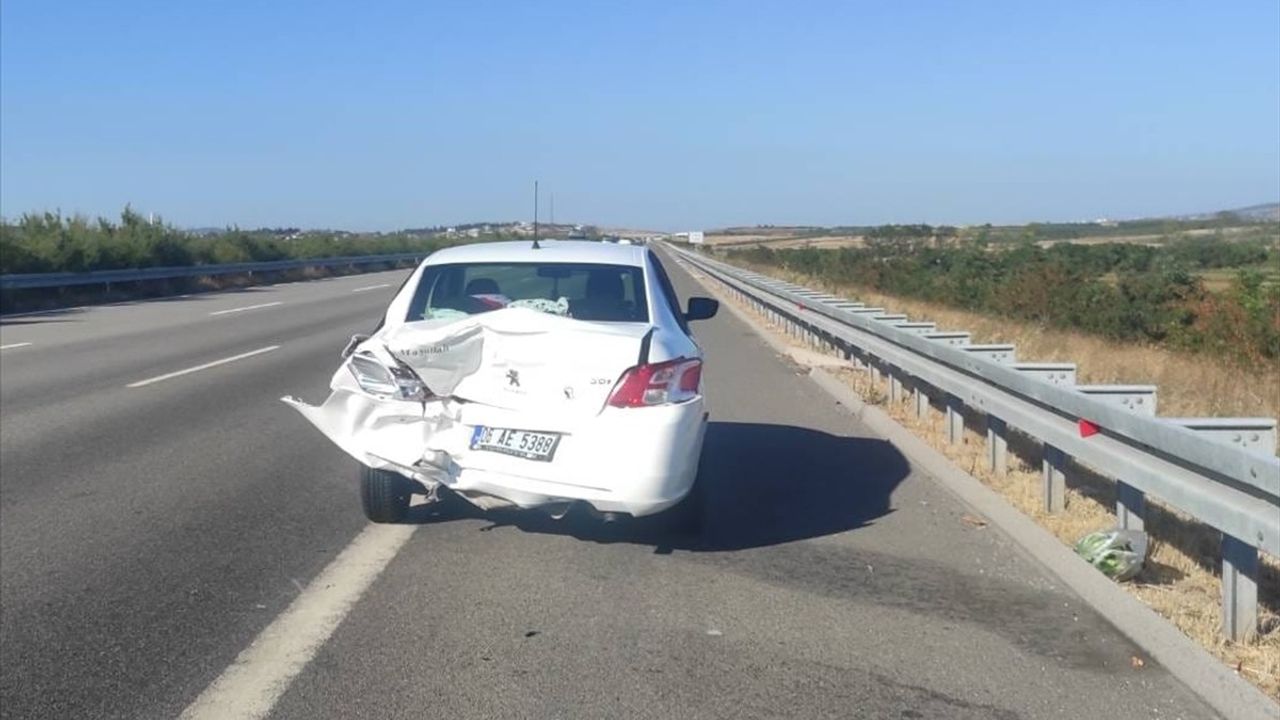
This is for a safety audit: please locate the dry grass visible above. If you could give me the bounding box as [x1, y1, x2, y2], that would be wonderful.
[707, 234, 866, 250]
[1197, 267, 1280, 293]
[1036, 226, 1266, 248]
[734, 262, 1280, 421]
[692, 264, 1280, 701]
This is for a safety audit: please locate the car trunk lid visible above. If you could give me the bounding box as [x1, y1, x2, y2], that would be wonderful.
[384, 307, 650, 430]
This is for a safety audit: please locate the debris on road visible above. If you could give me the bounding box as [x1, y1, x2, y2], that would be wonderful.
[1074, 528, 1148, 581]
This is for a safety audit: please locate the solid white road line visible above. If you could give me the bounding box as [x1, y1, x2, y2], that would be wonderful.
[350, 283, 391, 293]
[178, 524, 418, 720]
[209, 301, 283, 316]
[126, 346, 280, 388]
[0, 342, 33, 350]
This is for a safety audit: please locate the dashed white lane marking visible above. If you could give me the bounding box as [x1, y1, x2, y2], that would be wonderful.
[0, 342, 33, 350]
[209, 302, 283, 316]
[351, 283, 391, 293]
[125, 346, 280, 388]
[178, 523, 418, 720]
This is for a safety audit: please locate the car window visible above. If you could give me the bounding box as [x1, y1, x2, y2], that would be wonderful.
[405, 262, 649, 323]
[648, 255, 690, 333]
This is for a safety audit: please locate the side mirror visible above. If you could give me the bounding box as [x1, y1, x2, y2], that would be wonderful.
[684, 297, 719, 322]
[341, 334, 371, 359]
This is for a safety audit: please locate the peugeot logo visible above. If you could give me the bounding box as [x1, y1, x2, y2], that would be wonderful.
[507, 369, 520, 387]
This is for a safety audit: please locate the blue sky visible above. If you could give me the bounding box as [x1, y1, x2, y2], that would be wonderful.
[2, 1, 1278, 231]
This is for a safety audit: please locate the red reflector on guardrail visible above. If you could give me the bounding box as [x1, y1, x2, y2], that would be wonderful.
[1079, 419, 1100, 438]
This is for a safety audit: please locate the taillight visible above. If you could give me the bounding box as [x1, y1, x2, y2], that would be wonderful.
[348, 352, 431, 402]
[606, 358, 703, 408]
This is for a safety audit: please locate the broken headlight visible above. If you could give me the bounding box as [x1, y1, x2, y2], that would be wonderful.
[348, 352, 430, 402]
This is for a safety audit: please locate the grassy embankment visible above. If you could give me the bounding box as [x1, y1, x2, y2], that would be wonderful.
[691, 253, 1280, 699]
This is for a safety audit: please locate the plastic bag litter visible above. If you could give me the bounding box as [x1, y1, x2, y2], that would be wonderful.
[1074, 528, 1148, 581]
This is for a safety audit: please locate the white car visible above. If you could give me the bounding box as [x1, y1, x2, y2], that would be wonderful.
[284, 240, 719, 526]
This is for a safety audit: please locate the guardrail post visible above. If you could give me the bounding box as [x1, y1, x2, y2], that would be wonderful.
[945, 395, 964, 444]
[986, 416, 1008, 475]
[1115, 481, 1145, 531]
[889, 370, 903, 404]
[913, 382, 929, 420]
[1221, 534, 1259, 641]
[1042, 445, 1066, 513]
[870, 359, 883, 386]
[671, 252, 1280, 618]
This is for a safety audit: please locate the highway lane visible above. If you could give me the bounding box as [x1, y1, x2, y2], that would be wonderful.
[1, 272, 407, 719]
[260, 256, 1218, 719]
[0, 270, 412, 415]
[0, 260, 1219, 718]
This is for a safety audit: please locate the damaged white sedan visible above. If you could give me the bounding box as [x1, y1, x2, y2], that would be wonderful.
[284, 240, 719, 525]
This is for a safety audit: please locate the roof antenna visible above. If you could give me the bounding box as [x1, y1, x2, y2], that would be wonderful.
[532, 180, 541, 250]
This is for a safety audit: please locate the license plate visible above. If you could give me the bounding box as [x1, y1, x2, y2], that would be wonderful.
[469, 426, 562, 462]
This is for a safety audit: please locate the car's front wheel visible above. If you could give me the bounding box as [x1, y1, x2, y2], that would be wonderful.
[359, 466, 413, 523]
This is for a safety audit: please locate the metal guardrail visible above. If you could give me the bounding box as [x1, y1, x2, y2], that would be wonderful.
[668, 244, 1280, 642]
[0, 253, 428, 290]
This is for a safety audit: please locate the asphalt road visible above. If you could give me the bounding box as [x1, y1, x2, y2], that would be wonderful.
[0, 260, 1218, 719]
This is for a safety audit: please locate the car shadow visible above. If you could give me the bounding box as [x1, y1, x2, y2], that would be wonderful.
[404, 421, 912, 553]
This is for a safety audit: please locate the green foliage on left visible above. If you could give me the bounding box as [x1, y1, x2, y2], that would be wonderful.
[0, 207, 497, 274]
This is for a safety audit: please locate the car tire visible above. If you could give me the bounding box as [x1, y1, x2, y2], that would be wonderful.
[359, 466, 412, 523]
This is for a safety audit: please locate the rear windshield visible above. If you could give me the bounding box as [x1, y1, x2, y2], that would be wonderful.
[405, 262, 649, 323]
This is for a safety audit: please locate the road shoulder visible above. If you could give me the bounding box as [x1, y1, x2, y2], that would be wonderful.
[677, 250, 1277, 720]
